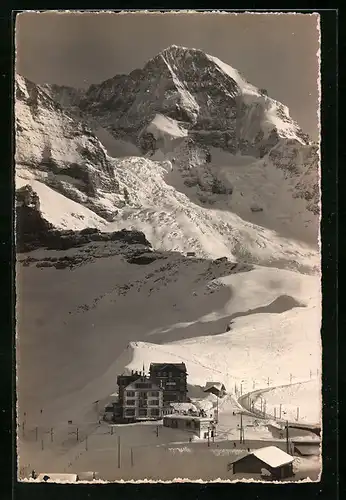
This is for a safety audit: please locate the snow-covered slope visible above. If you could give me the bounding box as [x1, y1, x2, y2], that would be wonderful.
[106, 156, 318, 272]
[16, 176, 108, 231]
[16, 251, 320, 429]
[16, 242, 251, 424]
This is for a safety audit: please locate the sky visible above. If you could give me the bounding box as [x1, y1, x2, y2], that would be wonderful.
[15, 11, 320, 139]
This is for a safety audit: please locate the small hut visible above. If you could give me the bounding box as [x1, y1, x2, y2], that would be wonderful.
[204, 382, 226, 398]
[228, 446, 295, 480]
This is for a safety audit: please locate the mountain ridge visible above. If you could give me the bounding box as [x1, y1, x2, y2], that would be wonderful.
[15, 45, 320, 268]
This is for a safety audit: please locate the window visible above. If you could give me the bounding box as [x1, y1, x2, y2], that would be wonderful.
[186, 420, 191, 428]
[150, 408, 160, 416]
[162, 372, 167, 377]
[125, 409, 135, 417]
[135, 383, 151, 389]
[126, 391, 135, 397]
[150, 391, 159, 397]
[126, 399, 135, 406]
[149, 400, 160, 406]
[168, 372, 173, 378]
[139, 408, 147, 417]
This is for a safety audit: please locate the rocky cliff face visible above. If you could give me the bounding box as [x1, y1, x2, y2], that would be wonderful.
[41, 45, 318, 221]
[15, 75, 122, 220]
[75, 45, 310, 156]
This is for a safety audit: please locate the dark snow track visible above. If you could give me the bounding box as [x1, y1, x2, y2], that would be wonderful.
[152, 294, 305, 344]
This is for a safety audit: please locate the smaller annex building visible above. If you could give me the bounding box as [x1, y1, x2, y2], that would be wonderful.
[163, 414, 214, 439]
[35, 473, 79, 483]
[228, 446, 295, 480]
[204, 382, 226, 398]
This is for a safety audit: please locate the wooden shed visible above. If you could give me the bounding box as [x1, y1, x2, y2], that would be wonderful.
[204, 382, 226, 398]
[228, 446, 295, 480]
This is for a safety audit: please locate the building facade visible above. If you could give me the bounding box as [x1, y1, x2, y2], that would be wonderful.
[121, 376, 163, 421]
[163, 415, 215, 439]
[149, 363, 188, 403]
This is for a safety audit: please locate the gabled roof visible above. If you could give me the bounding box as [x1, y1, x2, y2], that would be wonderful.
[204, 382, 225, 392]
[252, 446, 294, 468]
[124, 376, 162, 391]
[150, 362, 187, 372]
[229, 446, 294, 470]
[293, 444, 320, 456]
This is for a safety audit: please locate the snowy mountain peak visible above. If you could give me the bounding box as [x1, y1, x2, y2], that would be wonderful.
[15, 47, 319, 262]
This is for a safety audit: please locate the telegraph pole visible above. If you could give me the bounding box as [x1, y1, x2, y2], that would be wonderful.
[117, 435, 121, 468]
[296, 407, 300, 421]
[50, 428, 54, 442]
[240, 412, 243, 444]
[131, 448, 134, 467]
[286, 421, 289, 454]
[279, 404, 282, 419]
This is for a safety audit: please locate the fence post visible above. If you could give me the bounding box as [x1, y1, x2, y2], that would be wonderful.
[117, 435, 121, 468]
